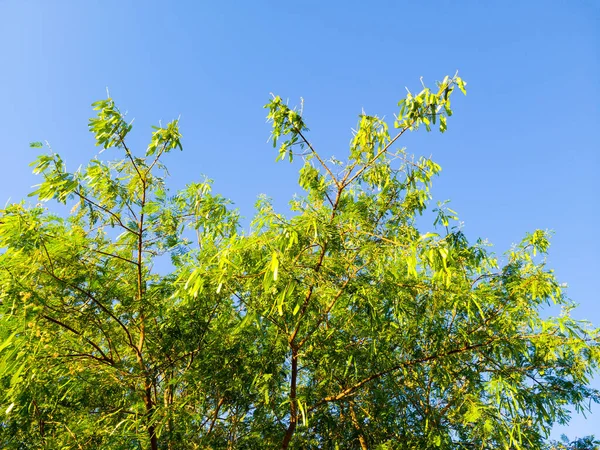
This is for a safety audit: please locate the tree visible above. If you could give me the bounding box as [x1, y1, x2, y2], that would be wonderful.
[0, 73, 598, 449]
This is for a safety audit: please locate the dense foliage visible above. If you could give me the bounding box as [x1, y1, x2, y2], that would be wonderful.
[1, 74, 598, 449]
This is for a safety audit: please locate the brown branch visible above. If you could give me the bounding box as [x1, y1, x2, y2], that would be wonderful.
[116, 130, 144, 180]
[60, 353, 114, 365]
[309, 337, 499, 412]
[341, 121, 414, 189]
[136, 176, 147, 354]
[31, 399, 45, 440]
[39, 239, 55, 273]
[145, 139, 172, 176]
[288, 190, 343, 345]
[297, 264, 363, 349]
[41, 314, 113, 365]
[74, 190, 138, 235]
[349, 400, 368, 450]
[40, 269, 136, 352]
[79, 315, 121, 362]
[281, 186, 346, 448]
[89, 247, 138, 266]
[207, 397, 225, 435]
[295, 128, 340, 189]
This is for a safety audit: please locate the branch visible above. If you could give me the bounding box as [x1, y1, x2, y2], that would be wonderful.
[295, 128, 340, 189]
[89, 247, 138, 266]
[207, 397, 225, 435]
[117, 130, 144, 180]
[40, 269, 137, 352]
[41, 314, 113, 365]
[297, 263, 364, 349]
[341, 121, 414, 189]
[145, 139, 171, 176]
[289, 188, 345, 345]
[230, 290, 288, 335]
[74, 190, 138, 235]
[309, 337, 498, 412]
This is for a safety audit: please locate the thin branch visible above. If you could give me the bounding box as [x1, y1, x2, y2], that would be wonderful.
[207, 397, 225, 435]
[41, 314, 113, 365]
[341, 121, 415, 189]
[230, 289, 288, 335]
[89, 247, 138, 265]
[74, 190, 138, 235]
[40, 268, 137, 352]
[309, 337, 499, 412]
[295, 128, 340, 189]
[145, 139, 172, 176]
[297, 263, 364, 349]
[117, 131, 144, 180]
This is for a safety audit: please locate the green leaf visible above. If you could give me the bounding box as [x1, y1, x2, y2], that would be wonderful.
[270, 250, 279, 281]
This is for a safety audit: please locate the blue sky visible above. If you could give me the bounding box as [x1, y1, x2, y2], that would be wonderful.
[1, 0, 598, 440]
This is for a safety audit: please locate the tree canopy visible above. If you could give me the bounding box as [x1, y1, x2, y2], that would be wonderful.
[1, 74, 598, 449]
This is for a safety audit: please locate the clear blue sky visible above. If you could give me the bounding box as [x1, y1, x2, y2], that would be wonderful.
[1, 0, 598, 440]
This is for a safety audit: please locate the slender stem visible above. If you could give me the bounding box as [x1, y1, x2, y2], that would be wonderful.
[41, 269, 136, 351]
[146, 139, 171, 176]
[295, 128, 339, 188]
[309, 337, 498, 412]
[89, 247, 138, 265]
[342, 121, 414, 188]
[31, 399, 45, 441]
[297, 263, 363, 349]
[41, 314, 113, 365]
[74, 190, 138, 235]
[117, 131, 144, 180]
